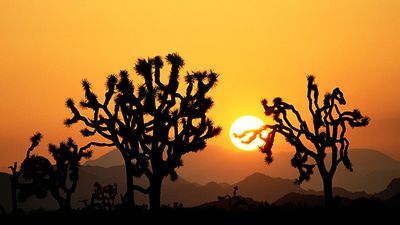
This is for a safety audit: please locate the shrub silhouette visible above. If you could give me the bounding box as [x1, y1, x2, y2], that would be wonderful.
[217, 186, 255, 210]
[236, 75, 369, 207]
[217, 186, 239, 208]
[65, 53, 221, 210]
[81, 182, 118, 211]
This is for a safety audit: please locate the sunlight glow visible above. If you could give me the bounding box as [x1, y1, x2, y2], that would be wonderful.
[230, 115, 267, 151]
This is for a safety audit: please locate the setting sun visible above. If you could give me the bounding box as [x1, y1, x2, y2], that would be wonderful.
[230, 116, 266, 151]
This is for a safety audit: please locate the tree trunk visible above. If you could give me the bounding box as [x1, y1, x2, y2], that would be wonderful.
[55, 197, 65, 210]
[64, 173, 79, 211]
[322, 175, 333, 207]
[64, 192, 72, 211]
[50, 188, 67, 211]
[149, 176, 163, 211]
[124, 158, 135, 208]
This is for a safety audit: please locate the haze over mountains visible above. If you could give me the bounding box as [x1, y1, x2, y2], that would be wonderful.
[86, 145, 400, 193]
[1, 145, 399, 213]
[1, 169, 399, 213]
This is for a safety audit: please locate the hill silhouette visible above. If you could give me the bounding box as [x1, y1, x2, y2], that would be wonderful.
[275, 176, 400, 207]
[86, 146, 400, 193]
[85, 150, 123, 168]
[197, 195, 261, 211]
[232, 172, 304, 202]
[302, 148, 400, 193]
[1, 166, 399, 213]
[274, 193, 325, 207]
[0, 170, 305, 212]
[375, 178, 400, 200]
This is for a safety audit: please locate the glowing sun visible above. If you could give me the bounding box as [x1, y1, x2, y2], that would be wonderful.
[230, 115, 267, 151]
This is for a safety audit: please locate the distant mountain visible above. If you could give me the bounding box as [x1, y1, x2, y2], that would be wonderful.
[375, 178, 400, 200]
[1, 165, 398, 213]
[302, 187, 370, 200]
[322, 187, 369, 199]
[0, 169, 307, 212]
[232, 172, 305, 203]
[197, 195, 261, 210]
[274, 193, 325, 207]
[85, 149, 123, 168]
[161, 172, 306, 206]
[275, 176, 400, 207]
[84, 145, 303, 183]
[86, 147, 400, 193]
[302, 149, 400, 193]
[198, 175, 400, 209]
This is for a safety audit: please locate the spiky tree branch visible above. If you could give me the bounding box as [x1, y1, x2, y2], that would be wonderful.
[65, 53, 221, 210]
[236, 75, 369, 206]
[48, 138, 92, 210]
[8, 132, 43, 212]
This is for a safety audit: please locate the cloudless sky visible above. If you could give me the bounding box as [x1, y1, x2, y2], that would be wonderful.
[1, 0, 400, 171]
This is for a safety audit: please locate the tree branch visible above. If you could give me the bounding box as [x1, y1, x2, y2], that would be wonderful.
[133, 185, 149, 194]
[80, 142, 115, 151]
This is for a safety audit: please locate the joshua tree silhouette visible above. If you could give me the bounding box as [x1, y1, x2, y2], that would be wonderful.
[235, 75, 369, 207]
[65, 53, 221, 210]
[9, 132, 44, 212]
[10, 134, 91, 211]
[48, 138, 92, 210]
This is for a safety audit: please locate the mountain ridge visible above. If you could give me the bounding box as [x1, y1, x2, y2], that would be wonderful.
[85, 146, 400, 193]
[1, 169, 399, 213]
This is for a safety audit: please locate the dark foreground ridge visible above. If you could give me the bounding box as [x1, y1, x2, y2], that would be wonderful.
[1, 195, 399, 224]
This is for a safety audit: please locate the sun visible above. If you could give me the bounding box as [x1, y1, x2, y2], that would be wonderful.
[230, 115, 267, 151]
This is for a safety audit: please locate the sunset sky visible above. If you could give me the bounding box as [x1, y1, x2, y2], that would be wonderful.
[1, 0, 400, 172]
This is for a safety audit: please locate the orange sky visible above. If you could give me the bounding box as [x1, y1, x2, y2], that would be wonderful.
[1, 0, 400, 171]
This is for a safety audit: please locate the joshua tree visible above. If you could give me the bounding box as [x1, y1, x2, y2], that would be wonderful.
[48, 138, 92, 210]
[65, 53, 221, 210]
[236, 75, 369, 207]
[8, 132, 44, 212]
[10, 134, 91, 211]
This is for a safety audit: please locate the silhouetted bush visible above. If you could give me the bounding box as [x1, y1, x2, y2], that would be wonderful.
[82, 182, 117, 211]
